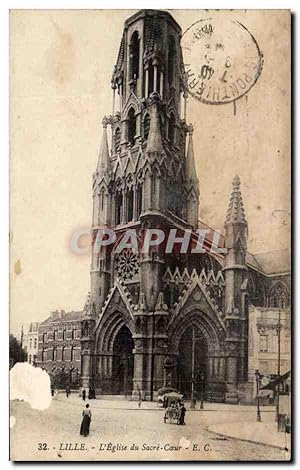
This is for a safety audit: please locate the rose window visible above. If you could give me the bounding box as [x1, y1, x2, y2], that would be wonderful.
[115, 249, 140, 282]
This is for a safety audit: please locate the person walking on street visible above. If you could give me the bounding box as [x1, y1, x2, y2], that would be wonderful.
[66, 385, 70, 398]
[80, 404, 91, 437]
[179, 403, 186, 425]
[82, 388, 86, 401]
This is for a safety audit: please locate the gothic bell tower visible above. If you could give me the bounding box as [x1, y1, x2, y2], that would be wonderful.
[85, 9, 201, 399]
[90, 9, 200, 314]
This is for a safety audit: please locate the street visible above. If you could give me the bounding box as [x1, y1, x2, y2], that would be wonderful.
[10, 396, 289, 461]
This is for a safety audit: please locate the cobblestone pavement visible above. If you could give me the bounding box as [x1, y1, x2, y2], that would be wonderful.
[10, 398, 290, 462]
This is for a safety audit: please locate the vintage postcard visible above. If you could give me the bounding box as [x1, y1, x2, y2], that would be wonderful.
[9, 9, 291, 461]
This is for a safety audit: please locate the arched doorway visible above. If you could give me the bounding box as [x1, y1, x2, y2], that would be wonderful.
[112, 325, 134, 396]
[177, 324, 208, 398]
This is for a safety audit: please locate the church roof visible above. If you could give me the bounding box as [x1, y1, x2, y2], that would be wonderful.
[246, 249, 291, 276]
[115, 32, 125, 72]
[40, 310, 82, 325]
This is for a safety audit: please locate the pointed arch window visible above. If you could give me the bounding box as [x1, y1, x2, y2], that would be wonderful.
[136, 183, 143, 219]
[128, 107, 136, 146]
[114, 127, 121, 153]
[143, 113, 151, 141]
[168, 36, 176, 85]
[148, 59, 154, 96]
[115, 191, 123, 225]
[127, 188, 134, 222]
[269, 283, 289, 308]
[129, 31, 140, 80]
[100, 188, 105, 211]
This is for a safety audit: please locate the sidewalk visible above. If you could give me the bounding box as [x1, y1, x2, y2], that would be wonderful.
[207, 421, 291, 451]
[56, 394, 275, 413]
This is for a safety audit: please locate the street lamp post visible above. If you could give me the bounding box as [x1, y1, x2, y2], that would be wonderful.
[199, 372, 205, 409]
[255, 369, 261, 422]
[275, 309, 282, 430]
[190, 325, 206, 409]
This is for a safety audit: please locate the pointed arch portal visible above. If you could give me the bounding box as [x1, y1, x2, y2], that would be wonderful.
[112, 325, 134, 395]
[177, 324, 208, 397]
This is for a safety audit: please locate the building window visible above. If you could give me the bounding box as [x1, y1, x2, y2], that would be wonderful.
[143, 114, 150, 141]
[53, 347, 57, 361]
[136, 184, 143, 218]
[148, 59, 154, 96]
[115, 191, 123, 225]
[34, 338, 37, 349]
[30, 338, 32, 349]
[71, 347, 75, 362]
[259, 335, 268, 352]
[127, 108, 136, 146]
[269, 283, 289, 308]
[41, 349, 46, 362]
[168, 36, 176, 85]
[100, 189, 105, 211]
[54, 329, 58, 341]
[61, 346, 65, 362]
[127, 189, 134, 222]
[28, 354, 32, 364]
[63, 329, 66, 341]
[114, 127, 121, 153]
[43, 332, 47, 344]
[129, 31, 140, 80]
[33, 354, 37, 365]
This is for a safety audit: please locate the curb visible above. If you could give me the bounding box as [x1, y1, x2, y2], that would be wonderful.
[206, 427, 290, 452]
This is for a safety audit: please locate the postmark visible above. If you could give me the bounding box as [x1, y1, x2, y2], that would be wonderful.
[181, 17, 264, 105]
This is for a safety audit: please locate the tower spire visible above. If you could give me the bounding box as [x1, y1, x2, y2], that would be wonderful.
[97, 116, 111, 176]
[185, 124, 198, 185]
[225, 175, 247, 226]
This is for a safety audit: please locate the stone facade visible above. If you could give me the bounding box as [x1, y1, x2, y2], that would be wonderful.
[37, 310, 82, 387]
[23, 322, 39, 365]
[248, 307, 291, 377]
[80, 9, 291, 401]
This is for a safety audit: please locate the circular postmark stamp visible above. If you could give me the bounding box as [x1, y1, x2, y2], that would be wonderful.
[181, 17, 263, 105]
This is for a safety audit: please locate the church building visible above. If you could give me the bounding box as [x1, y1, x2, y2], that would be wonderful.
[80, 9, 290, 401]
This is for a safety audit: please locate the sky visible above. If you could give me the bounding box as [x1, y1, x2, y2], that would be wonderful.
[10, 9, 290, 336]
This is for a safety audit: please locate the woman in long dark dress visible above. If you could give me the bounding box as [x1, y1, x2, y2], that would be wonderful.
[80, 404, 91, 437]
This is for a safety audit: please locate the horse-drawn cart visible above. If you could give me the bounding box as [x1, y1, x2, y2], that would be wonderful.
[163, 392, 184, 424]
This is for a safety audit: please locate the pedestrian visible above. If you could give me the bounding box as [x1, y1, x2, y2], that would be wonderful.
[80, 404, 91, 437]
[179, 403, 186, 425]
[192, 391, 197, 408]
[51, 387, 55, 397]
[66, 385, 70, 398]
[82, 388, 86, 401]
[138, 390, 142, 408]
